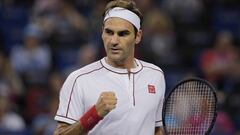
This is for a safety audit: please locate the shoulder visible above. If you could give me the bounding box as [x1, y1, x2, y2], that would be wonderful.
[61, 60, 103, 88]
[139, 60, 164, 74]
[67, 60, 104, 79]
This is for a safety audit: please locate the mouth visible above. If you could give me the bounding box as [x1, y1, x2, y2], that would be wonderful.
[110, 48, 122, 54]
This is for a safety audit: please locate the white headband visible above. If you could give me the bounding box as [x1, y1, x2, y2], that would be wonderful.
[104, 7, 141, 31]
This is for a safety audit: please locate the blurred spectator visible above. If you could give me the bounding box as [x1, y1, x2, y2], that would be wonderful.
[0, 51, 24, 100]
[135, 0, 154, 15]
[31, 71, 62, 135]
[77, 43, 98, 67]
[160, 0, 204, 23]
[30, 0, 90, 73]
[210, 90, 237, 135]
[0, 87, 26, 132]
[31, 0, 59, 17]
[63, 43, 98, 75]
[211, 111, 236, 135]
[33, 0, 88, 48]
[87, 1, 107, 45]
[199, 31, 240, 91]
[10, 23, 52, 85]
[225, 88, 240, 131]
[141, 8, 179, 68]
[47, 71, 64, 96]
[55, 0, 88, 45]
[31, 96, 58, 135]
[75, 0, 99, 16]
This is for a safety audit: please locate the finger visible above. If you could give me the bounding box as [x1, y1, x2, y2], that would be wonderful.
[101, 91, 116, 97]
[105, 104, 116, 111]
[101, 99, 117, 106]
[103, 97, 117, 101]
[101, 94, 117, 100]
[107, 92, 116, 96]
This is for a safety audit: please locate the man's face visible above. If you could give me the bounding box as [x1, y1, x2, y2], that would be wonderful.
[102, 17, 142, 65]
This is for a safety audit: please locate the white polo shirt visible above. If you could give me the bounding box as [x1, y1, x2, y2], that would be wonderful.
[55, 57, 165, 135]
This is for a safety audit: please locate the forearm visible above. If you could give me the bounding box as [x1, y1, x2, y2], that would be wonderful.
[54, 121, 87, 135]
[155, 127, 165, 135]
[54, 92, 116, 135]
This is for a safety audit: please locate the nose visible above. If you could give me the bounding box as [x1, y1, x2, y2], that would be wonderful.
[110, 34, 119, 45]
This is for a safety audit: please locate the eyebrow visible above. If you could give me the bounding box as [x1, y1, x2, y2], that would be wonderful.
[104, 28, 113, 32]
[104, 28, 131, 35]
[118, 30, 130, 34]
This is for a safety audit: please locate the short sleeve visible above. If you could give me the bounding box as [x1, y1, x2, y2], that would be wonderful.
[54, 73, 84, 124]
[155, 73, 166, 127]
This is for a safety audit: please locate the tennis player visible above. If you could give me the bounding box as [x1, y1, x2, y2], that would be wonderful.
[54, 0, 165, 135]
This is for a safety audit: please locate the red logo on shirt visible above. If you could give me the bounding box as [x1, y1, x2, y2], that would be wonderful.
[148, 85, 156, 93]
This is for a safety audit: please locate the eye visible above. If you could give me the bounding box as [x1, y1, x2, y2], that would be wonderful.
[104, 29, 113, 35]
[118, 31, 130, 37]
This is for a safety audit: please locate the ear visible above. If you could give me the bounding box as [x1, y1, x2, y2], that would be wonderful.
[135, 30, 142, 45]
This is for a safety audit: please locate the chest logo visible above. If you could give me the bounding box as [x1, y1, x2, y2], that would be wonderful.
[148, 85, 156, 93]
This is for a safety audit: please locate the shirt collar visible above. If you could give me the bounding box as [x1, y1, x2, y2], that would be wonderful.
[100, 57, 143, 74]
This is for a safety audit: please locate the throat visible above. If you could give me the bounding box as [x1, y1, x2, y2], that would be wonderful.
[105, 57, 137, 69]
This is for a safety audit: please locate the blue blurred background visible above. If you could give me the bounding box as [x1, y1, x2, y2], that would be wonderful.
[0, 0, 239, 134]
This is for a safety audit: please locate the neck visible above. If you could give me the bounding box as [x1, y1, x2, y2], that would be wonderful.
[105, 57, 136, 69]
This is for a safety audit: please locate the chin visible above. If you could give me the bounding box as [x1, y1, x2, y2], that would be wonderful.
[108, 54, 124, 62]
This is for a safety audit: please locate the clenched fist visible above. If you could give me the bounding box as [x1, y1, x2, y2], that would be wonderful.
[95, 91, 117, 117]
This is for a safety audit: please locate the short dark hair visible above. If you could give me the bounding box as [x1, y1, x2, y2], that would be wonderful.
[102, 0, 143, 34]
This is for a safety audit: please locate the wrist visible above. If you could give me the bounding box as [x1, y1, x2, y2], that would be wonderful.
[80, 105, 103, 131]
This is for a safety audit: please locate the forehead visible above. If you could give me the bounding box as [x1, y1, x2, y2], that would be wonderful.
[103, 17, 135, 32]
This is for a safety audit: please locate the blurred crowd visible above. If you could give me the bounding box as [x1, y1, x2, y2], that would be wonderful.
[0, 0, 240, 134]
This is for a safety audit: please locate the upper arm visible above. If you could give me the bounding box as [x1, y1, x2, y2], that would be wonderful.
[155, 72, 166, 127]
[55, 73, 85, 124]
